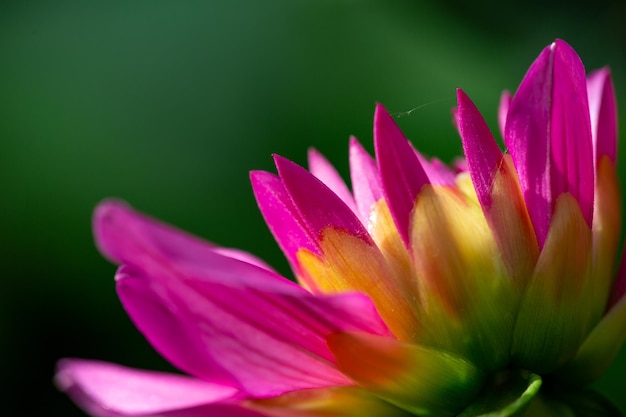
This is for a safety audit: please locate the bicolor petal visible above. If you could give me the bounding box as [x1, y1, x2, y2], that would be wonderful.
[505, 39, 594, 246]
[250, 170, 319, 273]
[457, 89, 538, 281]
[374, 103, 429, 246]
[274, 155, 371, 245]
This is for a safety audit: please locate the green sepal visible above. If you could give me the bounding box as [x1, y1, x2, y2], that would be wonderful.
[459, 371, 542, 417]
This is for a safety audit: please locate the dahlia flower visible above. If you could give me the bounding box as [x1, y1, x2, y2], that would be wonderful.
[57, 39, 626, 416]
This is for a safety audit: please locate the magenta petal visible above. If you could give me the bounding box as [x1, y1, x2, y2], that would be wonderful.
[93, 200, 389, 394]
[308, 148, 358, 213]
[94, 200, 275, 273]
[498, 90, 511, 139]
[274, 155, 371, 243]
[416, 153, 456, 186]
[349, 136, 383, 225]
[374, 103, 429, 246]
[456, 88, 503, 210]
[250, 170, 319, 267]
[587, 68, 618, 162]
[505, 39, 594, 245]
[55, 359, 241, 417]
[117, 264, 389, 396]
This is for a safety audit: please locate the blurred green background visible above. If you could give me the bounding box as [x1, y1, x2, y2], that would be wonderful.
[3, 1, 626, 415]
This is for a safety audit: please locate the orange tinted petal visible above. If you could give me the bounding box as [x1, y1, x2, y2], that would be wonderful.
[327, 332, 484, 416]
[487, 155, 539, 284]
[247, 386, 412, 417]
[297, 228, 419, 341]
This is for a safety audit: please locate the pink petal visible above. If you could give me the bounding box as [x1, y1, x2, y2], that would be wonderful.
[453, 157, 469, 173]
[417, 154, 456, 186]
[94, 200, 274, 273]
[250, 170, 319, 267]
[55, 359, 238, 416]
[498, 90, 511, 139]
[308, 148, 358, 213]
[94, 202, 390, 395]
[210, 247, 276, 273]
[456, 88, 503, 210]
[505, 39, 594, 246]
[274, 155, 371, 244]
[587, 68, 618, 162]
[374, 103, 429, 246]
[348, 136, 383, 225]
[117, 264, 390, 397]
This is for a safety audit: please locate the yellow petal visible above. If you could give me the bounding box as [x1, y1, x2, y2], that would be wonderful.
[327, 331, 484, 417]
[367, 199, 415, 297]
[411, 184, 516, 370]
[297, 228, 420, 341]
[512, 194, 594, 372]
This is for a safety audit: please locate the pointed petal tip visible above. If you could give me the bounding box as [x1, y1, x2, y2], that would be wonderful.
[274, 152, 370, 244]
[455, 88, 472, 109]
[374, 101, 431, 246]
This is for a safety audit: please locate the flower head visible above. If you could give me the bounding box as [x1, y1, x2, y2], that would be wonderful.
[57, 39, 625, 416]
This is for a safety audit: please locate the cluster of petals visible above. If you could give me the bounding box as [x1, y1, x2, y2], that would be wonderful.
[57, 39, 626, 416]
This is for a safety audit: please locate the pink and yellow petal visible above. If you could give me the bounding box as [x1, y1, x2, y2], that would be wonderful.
[505, 40, 594, 246]
[512, 194, 595, 372]
[275, 155, 371, 245]
[327, 332, 485, 417]
[367, 199, 414, 297]
[250, 170, 319, 280]
[485, 156, 539, 283]
[297, 227, 419, 341]
[374, 103, 429, 247]
[456, 90, 539, 283]
[411, 184, 516, 370]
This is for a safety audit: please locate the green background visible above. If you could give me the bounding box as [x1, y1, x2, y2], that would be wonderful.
[2, 1, 626, 415]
